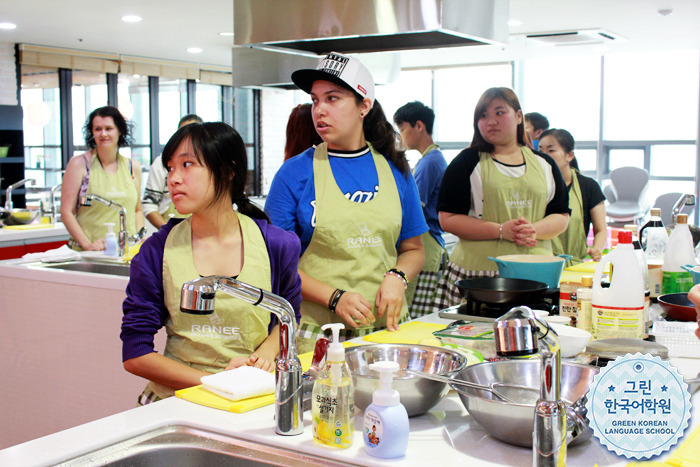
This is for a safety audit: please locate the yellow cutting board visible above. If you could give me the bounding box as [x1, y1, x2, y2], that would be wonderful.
[625, 422, 700, 466]
[362, 321, 445, 345]
[3, 223, 54, 230]
[175, 341, 365, 412]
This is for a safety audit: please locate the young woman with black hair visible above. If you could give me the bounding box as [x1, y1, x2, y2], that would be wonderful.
[265, 52, 427, 352]
[121, 122, 302, 404]
[61, 106, 144, 251]
[433, 88, 570, 309]
[538, 128, 607, 264]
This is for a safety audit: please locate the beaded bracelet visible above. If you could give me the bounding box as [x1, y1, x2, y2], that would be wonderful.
[499, 223, 503, 241]
[384, 268, 408, 288]
[328, 289, 345, 313]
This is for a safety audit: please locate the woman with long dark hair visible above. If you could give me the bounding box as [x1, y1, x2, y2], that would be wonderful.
[265, 52, 427, 352]
[433, 87, 570, 309]
[121, 122, 302, 404]
[539, 128, 607, 264]
[284, 103, 322, 161]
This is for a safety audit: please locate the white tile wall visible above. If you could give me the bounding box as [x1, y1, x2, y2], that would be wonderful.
[0, 41, 17, 106]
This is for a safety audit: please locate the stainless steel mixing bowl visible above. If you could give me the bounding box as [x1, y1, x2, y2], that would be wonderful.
[453, 359, 599, 447]
[0, 208, 40, 225]
[346, 343, 467, 417]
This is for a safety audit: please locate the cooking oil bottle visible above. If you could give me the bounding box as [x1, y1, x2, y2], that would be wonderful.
[311, 323, 354, 448]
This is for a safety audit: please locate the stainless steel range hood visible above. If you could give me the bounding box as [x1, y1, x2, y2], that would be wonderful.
[233, 0, 509, 55]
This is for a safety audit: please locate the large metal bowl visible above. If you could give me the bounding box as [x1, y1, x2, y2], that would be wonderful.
[453, 359, 599, 447]
[346, 344, 467, 417]
[0, 208, 41, 225]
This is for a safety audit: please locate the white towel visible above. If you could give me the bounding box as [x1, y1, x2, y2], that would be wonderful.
[22, 244, 81, 263]
[201, 366, 275, 401]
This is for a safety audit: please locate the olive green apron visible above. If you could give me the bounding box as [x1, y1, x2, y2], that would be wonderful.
[297, 143, 407, 354]
[146, 213, 272, 399]
[450, 147, 552, 272]
[552, 170, 587, 266]
[71, 153, 138, 249]
[405, 143, 444, 308]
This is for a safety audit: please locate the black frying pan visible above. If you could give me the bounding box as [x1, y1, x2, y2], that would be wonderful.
[455, 277, 549, 305]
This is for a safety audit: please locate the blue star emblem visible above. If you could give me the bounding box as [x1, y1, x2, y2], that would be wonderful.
[608, 385, 616, 392]
[661, 385, 668, 392]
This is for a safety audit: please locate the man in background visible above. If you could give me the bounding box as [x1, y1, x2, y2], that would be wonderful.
[524, 112, 549, 150]
[143, 114, 202, 229]
[394, 101, 447, 318]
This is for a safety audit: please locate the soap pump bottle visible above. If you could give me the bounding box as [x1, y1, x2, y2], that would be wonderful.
[104, 222, 118, 256]
[311, 323, 354, 449]
[363, 361, 409, 459]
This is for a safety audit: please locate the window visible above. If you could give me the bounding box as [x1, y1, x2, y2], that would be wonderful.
[72, 71, 108, 152]
[20, 66, 61, 187]
[650, 144, 696, 178]
[159, 78, 188, 147]
[375, 69, 433, 120]
[195, 83, 223, 122]
[433, 64, 512, 144]
[521, 55, 601, 142]
[118, 74, 151, 171]
[603, 49, 699, 141]
[609, 148, 644, 171]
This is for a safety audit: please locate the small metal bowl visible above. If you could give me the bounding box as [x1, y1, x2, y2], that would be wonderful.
[453, 359, 599, 447]
[346, 343, 467, 417]
[1, 208, 40, 225]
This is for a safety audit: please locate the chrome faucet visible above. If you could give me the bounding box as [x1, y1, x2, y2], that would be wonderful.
[43, 183, 62, 224]
[79, 194, 128, 256]
[180, 276, 303, 436]
[5, 178, 36, 210]
[671, 194, 696, 225]
[494, 306, 566, 467]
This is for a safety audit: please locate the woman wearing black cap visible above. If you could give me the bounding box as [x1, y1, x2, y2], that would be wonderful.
[265, 52, 428, 352]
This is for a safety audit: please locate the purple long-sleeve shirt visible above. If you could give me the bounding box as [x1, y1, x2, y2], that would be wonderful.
[120, 217, 302, 362]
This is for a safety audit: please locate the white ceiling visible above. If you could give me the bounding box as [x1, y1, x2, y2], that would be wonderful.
[0, 0, 699, 70]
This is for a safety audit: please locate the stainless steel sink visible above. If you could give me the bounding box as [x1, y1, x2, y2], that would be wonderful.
[54, 425, 355, 466]
[19, 258, 130, 277]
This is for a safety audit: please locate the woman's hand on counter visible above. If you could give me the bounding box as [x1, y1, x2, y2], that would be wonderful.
[335, 291, 374, 328]
[375, 274, 405, 331]
[82, 238, 106, 251]
[225, 353, 275, 373]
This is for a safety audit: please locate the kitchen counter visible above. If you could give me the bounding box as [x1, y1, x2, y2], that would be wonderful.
[0, 255, 165, 449]
[0, 222, 69, 246]
[0, 313, 697, 467]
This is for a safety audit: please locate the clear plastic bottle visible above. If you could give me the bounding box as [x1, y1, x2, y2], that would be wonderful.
[311, 323, 354, 449]
[363, 361, 409, 459]
[643, 208, 668, 300]
[662, 214, 696, 294]
[104, 222, 118, 256]
[576, 275, 593, 335]
[592, 230, 645, 340]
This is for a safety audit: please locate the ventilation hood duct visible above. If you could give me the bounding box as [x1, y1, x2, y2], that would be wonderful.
[233, 0, 509, 55]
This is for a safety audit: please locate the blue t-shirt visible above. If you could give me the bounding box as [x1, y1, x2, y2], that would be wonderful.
[265, 146, 428, 255]
[414, 147, 447, 248]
